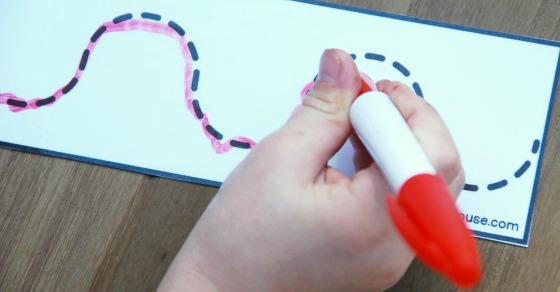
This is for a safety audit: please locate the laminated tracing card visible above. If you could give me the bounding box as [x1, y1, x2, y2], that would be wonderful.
[1, 0, 559, 246]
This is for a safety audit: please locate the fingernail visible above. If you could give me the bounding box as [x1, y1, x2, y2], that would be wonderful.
[317, 49, 341, 83]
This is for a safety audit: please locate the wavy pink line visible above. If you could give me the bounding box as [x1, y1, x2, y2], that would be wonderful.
[0, 17, 256, 154]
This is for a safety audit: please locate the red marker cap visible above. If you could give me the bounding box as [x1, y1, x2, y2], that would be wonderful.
[387, 174, 482, 287]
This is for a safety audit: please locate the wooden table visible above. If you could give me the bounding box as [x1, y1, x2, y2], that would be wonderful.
[1, 1, 559, 291]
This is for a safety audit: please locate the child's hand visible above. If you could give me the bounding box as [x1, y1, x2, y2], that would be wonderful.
[159, 49, 464, 292]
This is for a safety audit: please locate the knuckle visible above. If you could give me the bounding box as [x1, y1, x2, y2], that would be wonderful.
[384, 81, 412, 96]
[302, 90, 344, 115]
[302, 92, 350, 128]
[302, 93, 338, 115]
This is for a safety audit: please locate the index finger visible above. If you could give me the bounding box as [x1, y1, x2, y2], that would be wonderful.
[376, 80, 465, 196]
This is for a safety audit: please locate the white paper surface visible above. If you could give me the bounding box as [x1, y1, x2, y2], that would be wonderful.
[1, 0, 558, 246]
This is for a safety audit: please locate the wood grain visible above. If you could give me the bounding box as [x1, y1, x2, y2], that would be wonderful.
[1, 1, 559, 291]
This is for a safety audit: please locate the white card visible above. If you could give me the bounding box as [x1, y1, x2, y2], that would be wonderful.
[1, 0, 558, 246]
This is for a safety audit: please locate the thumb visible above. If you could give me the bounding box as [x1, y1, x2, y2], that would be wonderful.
[276, 49, 361, 182]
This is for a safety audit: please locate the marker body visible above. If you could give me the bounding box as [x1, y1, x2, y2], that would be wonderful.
[350, 91, 434, 193]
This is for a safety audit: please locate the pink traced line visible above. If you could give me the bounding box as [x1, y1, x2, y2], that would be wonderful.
[0, 16, 256, 154]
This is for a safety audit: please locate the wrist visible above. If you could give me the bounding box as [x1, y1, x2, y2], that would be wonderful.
[158, 240, 221, 292]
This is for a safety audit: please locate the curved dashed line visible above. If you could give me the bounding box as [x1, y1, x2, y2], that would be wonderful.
[532, 139, 540, 154]
[79, 49, 90, 71]
[487, 179, 508, 191]
[168, 21, 185, 36]
[7, 99, 27, 108]
[62, 78, 78, 94]
[113, 13, 133, 24]
[205, 125, 223, 140]
[464, 184, 479, 192]
[412, 82, 424, 98]
[464, 139, 541, 192]
[90, 26, 107, 42]
[514, 161, 531, 178]
[0, 13, 256, 153]
[192, 100, 204, 119]
[36, 96, 55, 107]
[392, 61, 410, 77]
[188, 42, 199, 61]
[230, 140, 252, 149]
[141, 12, 162, 21]
[333, 52, 540, 192]
[364, 53, 386, 61]
[362, 53, 423, 97]
[191, 69, 200, 91]
[358, 52, 541, 192]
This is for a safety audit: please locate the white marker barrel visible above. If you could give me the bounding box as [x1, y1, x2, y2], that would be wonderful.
[350, 91, 435, 193]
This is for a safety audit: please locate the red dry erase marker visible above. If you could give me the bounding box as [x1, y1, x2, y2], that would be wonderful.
[350, 76, 482, 288]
